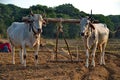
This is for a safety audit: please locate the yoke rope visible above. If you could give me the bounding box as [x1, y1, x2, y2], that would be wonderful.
[55, 19, 72, 61]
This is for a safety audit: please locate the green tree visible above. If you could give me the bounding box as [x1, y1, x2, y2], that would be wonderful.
[68, 24, 79, 38]
[55, 4, 80, 18]
[0, 3, 119, 39]
[93, 14, 114, 31]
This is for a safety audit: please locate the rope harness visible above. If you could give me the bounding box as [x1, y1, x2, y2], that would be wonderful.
[28, 22, 42, 46]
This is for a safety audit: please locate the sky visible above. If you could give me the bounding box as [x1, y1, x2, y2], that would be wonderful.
[0, 0, 120, 16]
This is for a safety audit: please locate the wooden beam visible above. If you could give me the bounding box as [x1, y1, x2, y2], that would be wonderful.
[44, 18, 80, 23]
[47, 59, 83, 63]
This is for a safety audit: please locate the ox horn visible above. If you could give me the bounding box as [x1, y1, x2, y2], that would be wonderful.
[42, 9, 47, 26]
[30, 9, 34, 16]
[89, 9, 92, 18]
[42, 9, 46, 18]
[91, 9, 92, 16]
[88, 9, 94, 22]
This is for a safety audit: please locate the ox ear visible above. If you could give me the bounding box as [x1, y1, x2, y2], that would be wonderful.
[79, 16, 82, 19]
[89, 22, 95, 30]
[42, 13, 47, 27]
[42, 19, 47, 27]
[22, 16, 29, 22]
[42, 13, 46, 19]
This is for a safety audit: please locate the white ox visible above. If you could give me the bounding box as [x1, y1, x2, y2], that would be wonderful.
[80, 17, 109, 68]
[7, 13, 45, 67]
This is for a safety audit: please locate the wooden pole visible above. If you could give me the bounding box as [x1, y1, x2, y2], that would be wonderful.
[44, 18, 80, 61]
[44, 18, 80, 23]
[55, 26, 60, 61]
[58, 21, 73, 61]
[62, 32, 73, 61]
[76, 45, 79, 60]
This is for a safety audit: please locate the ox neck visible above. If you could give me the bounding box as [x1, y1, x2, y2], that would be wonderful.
[29, 23, 40, 36]
[31, 25, 37, 35]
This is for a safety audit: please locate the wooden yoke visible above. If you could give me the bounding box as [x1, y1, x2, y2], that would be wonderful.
[55, 18, 73, 61]
[44, 18, 80, 24]
[43, 18, 80, 61]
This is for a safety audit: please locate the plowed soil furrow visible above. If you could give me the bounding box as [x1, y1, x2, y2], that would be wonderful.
[0, 39, 120, 80]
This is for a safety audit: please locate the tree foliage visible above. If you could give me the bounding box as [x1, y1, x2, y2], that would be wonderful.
[0, 3, 119, 38]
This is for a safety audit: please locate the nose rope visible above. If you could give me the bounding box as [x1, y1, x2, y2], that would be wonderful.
[29, 22, 41, 35]
[29, 20, 42, 47]
[31, 25, 38, 35]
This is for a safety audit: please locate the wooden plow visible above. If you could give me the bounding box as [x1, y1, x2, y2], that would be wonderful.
[44, 18, 83, 63]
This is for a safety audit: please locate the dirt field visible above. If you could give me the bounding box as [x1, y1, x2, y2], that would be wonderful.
[0, 39, 120, 80]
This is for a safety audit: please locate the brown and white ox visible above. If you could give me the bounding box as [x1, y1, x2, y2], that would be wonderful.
[7, 13, 46, 67]
[80, 17, 109, 68]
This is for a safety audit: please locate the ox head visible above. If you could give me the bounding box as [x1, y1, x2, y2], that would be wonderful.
[23, 12, 46, 35]
[80, 17, 95, 38]
[29, 13, 46, 34]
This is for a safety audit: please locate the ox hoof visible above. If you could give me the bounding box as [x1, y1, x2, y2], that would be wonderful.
[13, 63, 15, 64]
[103, 63, 106, 65]
[91, 61, 95, 67]
[20, 60, 24, 65]
[91, 63, 95, 67]
[100, 63, 106, 66]
[100, 61, 102, 65]
[35, 64, 38, 67]
[100, 61, 106, 65]
[21, 62, 24, 65]
[35, 61, 38, 65]
[23, 64, 26, 67]
[12, 62, 15, 64]
[85, 64, 89, 68]
[23, 63, 26, 67]
[103, 61, 106, 65]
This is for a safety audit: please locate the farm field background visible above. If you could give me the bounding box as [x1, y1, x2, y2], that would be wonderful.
[0, 39, 120, 80]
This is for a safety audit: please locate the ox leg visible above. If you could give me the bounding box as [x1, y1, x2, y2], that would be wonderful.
[102, 52, 105, 65]
[102, 43, 106, 65]
[23, 47, 27, 67]
[12, 46, 15, 64]
[85, 49, 89, 68]
[34, 45, 39, 66]
[19, 48, 24, 64]
[91, 43, 97, 67]
[100, 44, 103, 65]
[100, 43, 106, 65]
